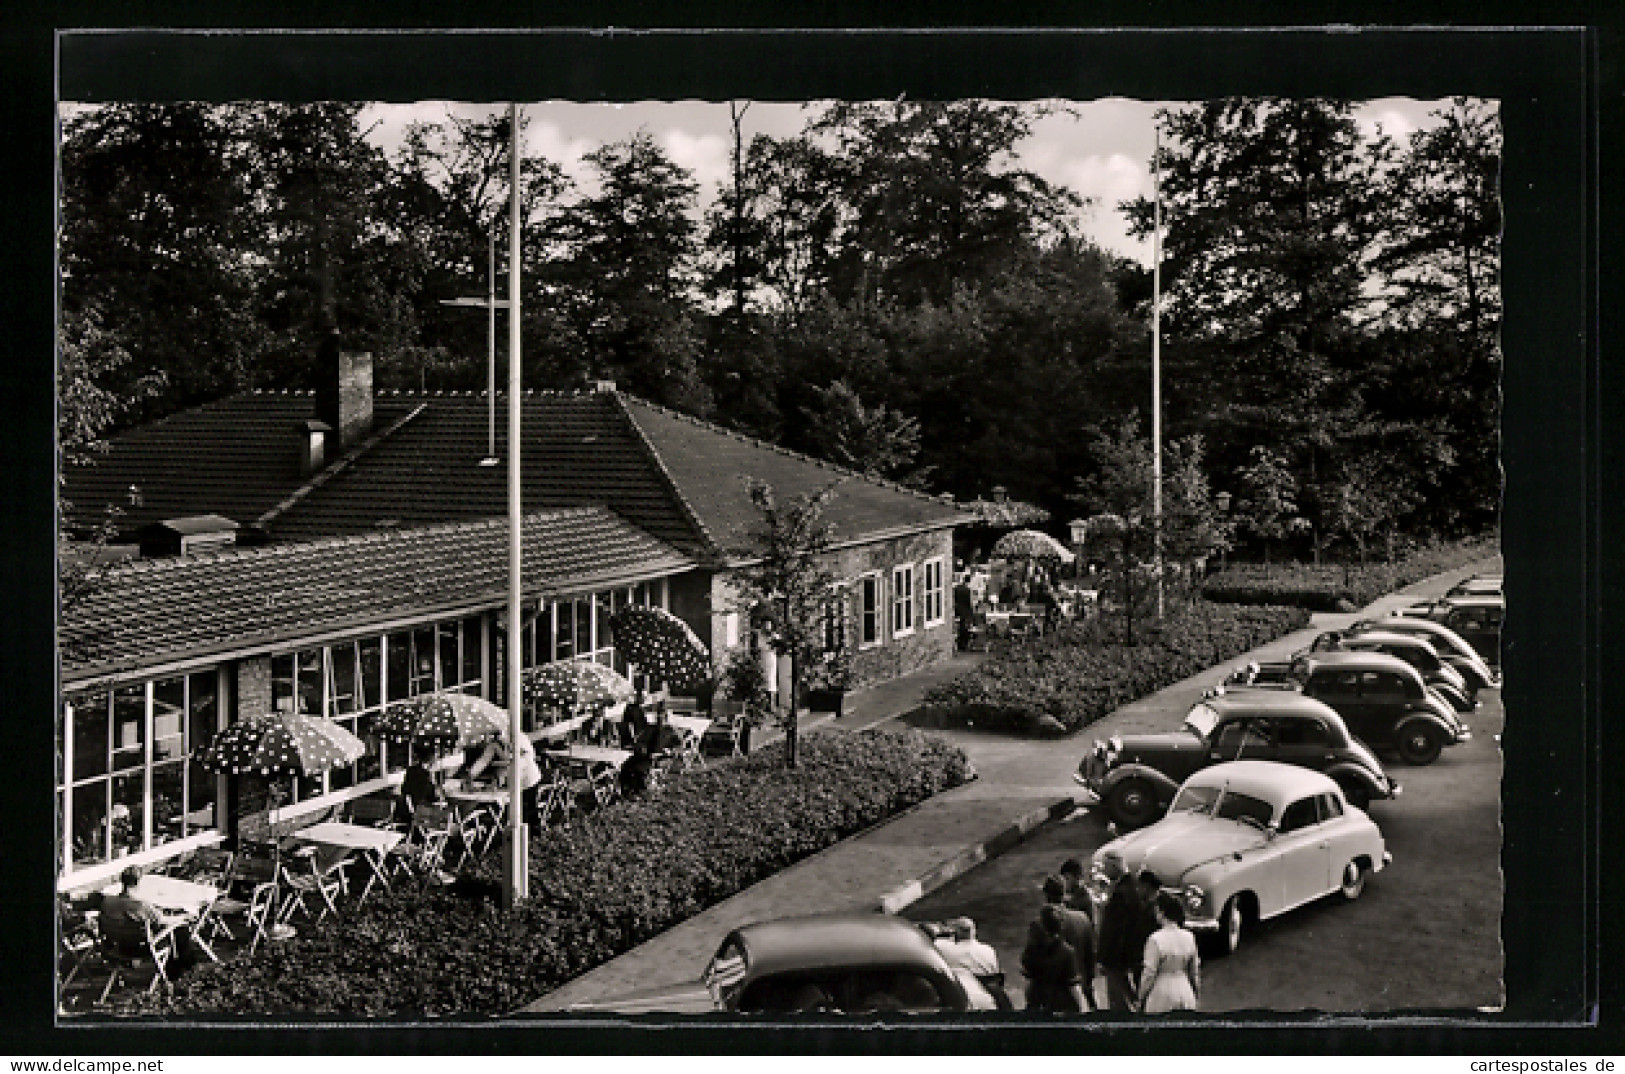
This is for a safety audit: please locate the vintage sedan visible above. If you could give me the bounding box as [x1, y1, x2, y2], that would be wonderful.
[1075, 690, 1399, 828]
[1346, 614, 1499, 691]
[1309, 629, 1476, 711]
[1088, 761, 1391, 956]
[1399, 594, 1503, 666]
[566, 912, 980, 1014]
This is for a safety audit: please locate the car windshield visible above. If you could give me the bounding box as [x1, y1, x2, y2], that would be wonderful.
[1212, 790, 1274, 829]
[1169, 784, 1220, 814]
[1184, 704, 1219, 738]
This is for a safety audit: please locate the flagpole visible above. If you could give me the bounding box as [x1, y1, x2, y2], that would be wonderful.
[487, 228, 497, 461]
[503, 101, 529, 908]
[1152, 124, 1165, 620]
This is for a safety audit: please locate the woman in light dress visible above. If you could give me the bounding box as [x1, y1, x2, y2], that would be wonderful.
[1138, 891, 1201, 1013]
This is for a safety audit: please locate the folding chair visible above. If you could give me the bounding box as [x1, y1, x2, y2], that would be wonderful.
[58, 904, 99, 995]
[389, 828, 452, 892]
[447, 800, 491, 871]
[277, 851, 345, 925]
[674, 730, 707, 773]
[589, 764, 620, 808]
[95, 916, 182, 1005]
[345, 796, 402, 830]
[535, 771, 578, 828]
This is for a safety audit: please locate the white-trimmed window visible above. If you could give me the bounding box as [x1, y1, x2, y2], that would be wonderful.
[922, 557, 946, 627]
[857, 573, 882, 648]
[891, 564, 915, 637]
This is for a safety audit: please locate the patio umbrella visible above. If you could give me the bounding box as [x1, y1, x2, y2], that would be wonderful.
[375, 691, 508, 751]
[607, 606, 715, 691]
[522, 659, 634, 712]
[992, 528, 1076, 564]
[193, 712, 366, 778]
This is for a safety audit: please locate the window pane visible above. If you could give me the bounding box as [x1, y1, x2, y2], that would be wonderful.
[386, 631, 412, 702]
[439, 622, 461, 688]
[153, 677, 186, 763]
[296, 648, 324, 714]
[411, 627, 437, 694]
[72, 782, 109, 866]
[357, 710, 385, 782]
[574, 599, 592, 659]
[271, 653, 297, 713]
[331, 643, 360, 715]
[111, 685, 145, 773]
[72, 691, 110, 781]
[596, 592, 614, 657]
[111, 770, 146, 856]
[330, 716, 358, 790]
[462, 617, 483, 687]
[151, 761, 185, 844]
[535, 606, 554, 665]
[186, 756, 218, 833]
[358, 637, 382, 710]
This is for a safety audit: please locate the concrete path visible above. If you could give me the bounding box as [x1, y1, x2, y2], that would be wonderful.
[519, 556, 1498, 1014]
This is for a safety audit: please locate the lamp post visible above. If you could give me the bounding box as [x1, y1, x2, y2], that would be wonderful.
[439, 230, 512, 467]
[502, 102, 529, 909]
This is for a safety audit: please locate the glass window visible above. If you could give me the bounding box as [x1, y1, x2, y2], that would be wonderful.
[858, 575, 881, 647]
[596, 592, 615, 656]
[358, 637, 382, 711]
[462, 616, 484, 687]
[296, 648, 324, 714]
[573, 598, 592, 660]
[151, 761, 185, 844]
[1278, 797, 1320, 833]
[111, 771, 146, 857]
[271, 653, 297, 713]
[112, 685, 145, 772]
[410, 627, 437, 694]
[823, 589, 848, 653]
[72, 691, 110, 781]
[891, 565, 915, 636]
[386, 631, 412, 702]
[922, 558, 946, 626]
[152, 677, 186, 764]
[555, 603, 574, 660]
[438, 622, 461, 689]
[71, 782, 109, 866]
[330, 642, 361, 715]
[1318, 792, 1345, 821]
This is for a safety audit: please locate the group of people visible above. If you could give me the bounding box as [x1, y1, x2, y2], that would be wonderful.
[1014, 852, 1201, 1014]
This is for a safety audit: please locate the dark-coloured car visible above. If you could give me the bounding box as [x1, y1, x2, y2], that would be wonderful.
[1229, 650, 1468, 766]
[566, 912, 978, 1014]
[1346, 614, 1499, 691]
[1308, 629, 1476, 712]
[1075, 690, 1399, 829]
[1446, 574, 1502, 598]
[1399, 594, 1503, 666]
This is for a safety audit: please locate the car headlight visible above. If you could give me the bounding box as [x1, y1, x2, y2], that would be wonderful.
[1108, 736, 1124, 755]
[1182, 884, 1206, 914]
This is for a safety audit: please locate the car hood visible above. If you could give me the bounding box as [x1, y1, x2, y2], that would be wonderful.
[565, 979, 719, 1015]
[1107, 812, 1265, 883]
[1113, 731, 1206, 762]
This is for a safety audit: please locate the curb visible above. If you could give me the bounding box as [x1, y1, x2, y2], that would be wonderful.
[875, 794, 1082, 915]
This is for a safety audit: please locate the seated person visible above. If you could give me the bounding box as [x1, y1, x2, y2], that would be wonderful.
[98, 866, 187, 962]
[396, 749, 445, 826]
[618, 746, 655, 799]
[639, 703, 683, 755]
[619, 690, 650, 749]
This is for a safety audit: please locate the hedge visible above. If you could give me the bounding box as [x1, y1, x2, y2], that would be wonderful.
[1201, 536, 1500, 611]
[920, 602, 1312, 735]
[122, 728, 972, 1019]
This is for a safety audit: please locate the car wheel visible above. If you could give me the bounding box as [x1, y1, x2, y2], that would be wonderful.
[1106, 778, 1159, 829]
[1397, 725, 1443, 765]
[1215, 896, 1243, 956]
[1339, 860, 1368, 901]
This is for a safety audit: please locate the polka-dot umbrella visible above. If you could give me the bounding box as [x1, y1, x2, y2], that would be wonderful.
[194, 712, 367, 778]
[375, 691, 509, 750]
[522, 659, 634, 713]
[606, 606, 714, 691]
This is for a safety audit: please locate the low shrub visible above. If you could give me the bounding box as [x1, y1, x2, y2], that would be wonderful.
[130, 729, 972, 1019]
[1202, 535, 1500, 611]
[921, 602, 1311, 735]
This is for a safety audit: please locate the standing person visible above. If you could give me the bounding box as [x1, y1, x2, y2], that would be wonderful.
[935, 916, 1011, 1010]
[1059, 858, 1094, 919]
[1026, 875, 1099, 1011]
[1095, 850, 1148, 1011]
[1020, 905, 1089, 1013]
[1138, 891, 1201, 1013]
[397, 746, 444, 826]
[619, 688, 649, 748]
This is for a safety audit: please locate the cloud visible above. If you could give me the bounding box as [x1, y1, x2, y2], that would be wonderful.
[658, 128, 732, 202]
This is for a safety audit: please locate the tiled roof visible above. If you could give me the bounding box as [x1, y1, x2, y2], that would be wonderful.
[63, 388, 968, 565]
[618, 395, 968, 561]
[61, 507, 693, 685]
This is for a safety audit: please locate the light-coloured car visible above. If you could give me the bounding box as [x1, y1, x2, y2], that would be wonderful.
[1088, 760, 1391, 956]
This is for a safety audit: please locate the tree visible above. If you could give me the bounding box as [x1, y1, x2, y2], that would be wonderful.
[1233, 445, 1305, 563]
[727, 479, 843, 768]
[801, 380, 923, 482]
[550, 133, 711, 410]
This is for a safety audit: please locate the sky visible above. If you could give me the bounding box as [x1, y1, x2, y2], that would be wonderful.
[359, 97, 1449, 266]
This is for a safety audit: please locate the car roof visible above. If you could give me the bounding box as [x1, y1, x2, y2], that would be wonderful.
[1344, 630, 1435, 652]
[1296, 650, 1422, 678]
[1438, 594, 1503, 608]
[730, 913, 948, 981]
[1203, 690, 1343, 721]
[1184, 760, 1338, 803]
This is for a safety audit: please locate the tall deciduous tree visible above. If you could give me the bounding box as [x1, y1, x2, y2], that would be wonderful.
[802, 380, 923, 482]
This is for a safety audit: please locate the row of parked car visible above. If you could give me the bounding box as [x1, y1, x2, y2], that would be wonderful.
[1074, 574, 1502, 957]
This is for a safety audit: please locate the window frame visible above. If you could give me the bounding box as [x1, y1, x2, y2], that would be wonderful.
[857, 572, 883, 649]
[921, 556, 946, 627]
[891, 563, 915, 639]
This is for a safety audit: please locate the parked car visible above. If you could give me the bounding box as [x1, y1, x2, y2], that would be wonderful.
[1398, 594, 1503, 666]
[1075, 690, 1399, 829]
[1087, 761, 1391, 955]
[1228, 650, 1468, 766]
[566, 912, 978, 1014]
[1345, 614, 1499, 691]
[1446, 574, 1502, 598]
[1308, 629, 1476, 711]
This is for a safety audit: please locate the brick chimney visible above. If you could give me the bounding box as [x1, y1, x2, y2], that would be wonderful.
[315, 329, 374, 452]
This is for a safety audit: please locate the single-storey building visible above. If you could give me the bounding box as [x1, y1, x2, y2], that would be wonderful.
[58, 350, 967, 890]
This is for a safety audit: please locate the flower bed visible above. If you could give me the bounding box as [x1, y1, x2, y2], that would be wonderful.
[919, 602, 1312, 735]
[1200, 536, 1500, 611]
[128, 729, 973, 1019]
